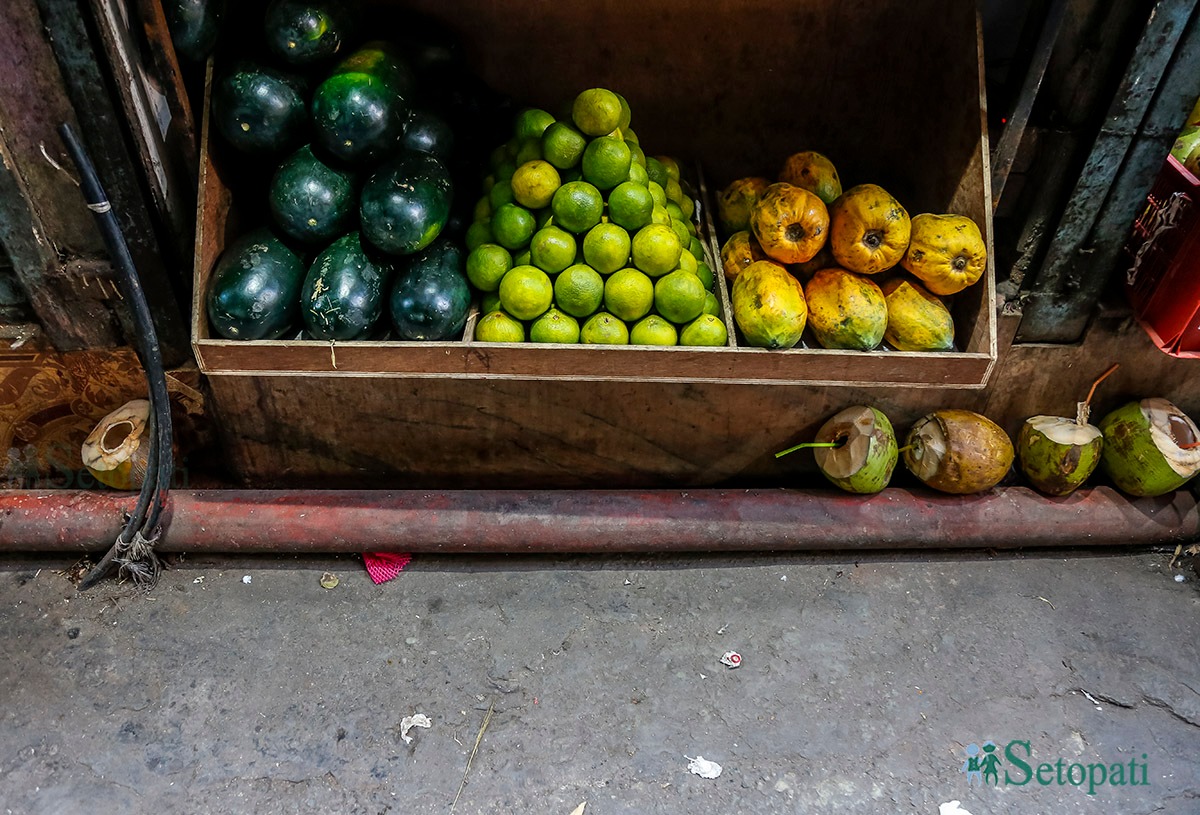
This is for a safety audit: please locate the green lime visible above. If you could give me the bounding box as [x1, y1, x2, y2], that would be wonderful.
[465, 220, 492, 252]
[676, 246, 698, 275]
[632, 224, 683, 277]
[626, 162, 650, 187]
[551, 181, 604, 234]
[669, 218, 691, 247]
[515, 108, 556, 142]
[655, 155, 681, 181]
[474, 310, 525, 342]
[647, 181, 667, 208]
[542, 122, 588, 170]
[498, 265, 553, 321]
[695, 261, 715, 292]
[473, 196, 492, 222]
[491, 203, 536, 251]
[530, 226, 577, 274]
[654, 270, 706, 324]
[513, 248, 532, 267]
[604, 267, 654, 322]
[679, 313, 728, 346]
[489, 143, 511, 172]
[626, 138, 646, 168]
[678, 194, 696, 220]
[489, 179, 514, 210]
[466, 243, 513, 292]
[582, 223, 632, 275]
[650, 205, 671, 226]
[580, 312, 629, 344]
[481, 291, 502, 314]
[703, 291, 720, 316]
[494, 159, 517, 183]
[572, 88, 623, 137]
[554, 264, 604, 318]
[688, 236, 705, 261]
[529, 307, 580, 344]
[615, 92, 633, 132]
[645, 156, 669, 188]
[581, 136, 632, 191]
[630, 314, 678, 346]
[665, 177, 685, 206]
[608, 182, 654, 231]
[511, 160, 561, 209]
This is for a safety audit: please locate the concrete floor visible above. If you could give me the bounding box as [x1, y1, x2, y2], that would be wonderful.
[1, 548, 1197, 815]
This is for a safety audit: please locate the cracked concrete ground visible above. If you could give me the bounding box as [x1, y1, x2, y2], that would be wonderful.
[1, 549, 1198, 814]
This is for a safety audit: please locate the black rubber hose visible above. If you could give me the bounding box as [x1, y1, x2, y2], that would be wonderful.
[58, 124, 174, 567]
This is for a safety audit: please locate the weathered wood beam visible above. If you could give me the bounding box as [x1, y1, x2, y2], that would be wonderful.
[1018, 0, 1200, 342]
[35, 0, 191, 365]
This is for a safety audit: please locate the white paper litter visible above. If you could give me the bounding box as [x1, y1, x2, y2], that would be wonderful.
[719, 651, 742, 669]
[686, 755, 723, 779]
[939, 801, 974, 815]
[241, 575, 252, 584]
[1175, 574, 1186, 582]
[568, 804, 586, 815]
[400, 713, 432, 744]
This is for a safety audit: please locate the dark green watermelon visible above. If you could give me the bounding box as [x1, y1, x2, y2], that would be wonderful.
[301, 232, 389, 340]
[311, 72, 410, 164]
[311, 43, 415, 164]
[402, 110, 454, 161]
[164, 0, 223, 62]
[212, 63, 307, 154]
[207, 228, 304, 340]
[360, 150, 453, 255]
[269, 145, 357, 244]
[264, 0, 355, 66]
[332, 41, 415, 97]
[390, 238, 470, 340]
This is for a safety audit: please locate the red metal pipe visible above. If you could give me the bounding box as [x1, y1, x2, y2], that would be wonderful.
[0, 487, 1196, 553]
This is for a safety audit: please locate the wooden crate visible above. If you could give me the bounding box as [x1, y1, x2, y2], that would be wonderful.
[194, 0, 997, 487]
[193, 0, 995, 388]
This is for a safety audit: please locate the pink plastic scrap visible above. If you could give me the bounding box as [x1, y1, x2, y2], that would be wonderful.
[363, 552, 412, 584]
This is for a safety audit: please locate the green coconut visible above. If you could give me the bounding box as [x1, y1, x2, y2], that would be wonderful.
[810, 405, 898, 494]
[1098, 398, 1200, 497]
[1018, 416, 1104, 496]
[904, 409, 1014, 494]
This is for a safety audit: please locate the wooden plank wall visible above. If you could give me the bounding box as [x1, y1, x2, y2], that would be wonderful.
[203, 308, 1200, 489]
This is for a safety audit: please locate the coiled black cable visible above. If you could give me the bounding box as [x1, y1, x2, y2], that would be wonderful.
[58, 123, 175, 590]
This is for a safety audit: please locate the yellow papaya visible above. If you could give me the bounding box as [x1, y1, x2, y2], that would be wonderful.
[732, 260, 807, 349]
[901, 213, 987, 295]
[778, 151, 842, 205]
[829, 184, 911, 274]
[720, 230, 767, 282]
[750, 182, 829, 265]
[880, 276, 955, 351]
[716, 176, 770, 235]
[804, 267, 887, 350]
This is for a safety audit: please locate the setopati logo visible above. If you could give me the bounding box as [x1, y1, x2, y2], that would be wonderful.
[960, 740, 1150, 795]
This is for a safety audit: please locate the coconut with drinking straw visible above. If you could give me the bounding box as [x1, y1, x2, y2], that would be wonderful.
[775, 405, 898, 494]
[1017, 364, 1117, 496]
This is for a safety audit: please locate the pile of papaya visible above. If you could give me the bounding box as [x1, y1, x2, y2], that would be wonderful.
[195, 1, 509, 342]
[716, 152, 987, 351]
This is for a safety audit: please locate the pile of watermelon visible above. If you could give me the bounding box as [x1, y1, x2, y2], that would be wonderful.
[201, 0, 508, 342]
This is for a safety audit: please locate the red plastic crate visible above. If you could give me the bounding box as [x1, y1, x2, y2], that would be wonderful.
[1124, 155, 1200, 357]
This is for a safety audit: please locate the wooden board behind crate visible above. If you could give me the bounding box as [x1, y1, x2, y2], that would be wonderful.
[206, 309, 1200, 489]
[0, 341, 207, 484]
